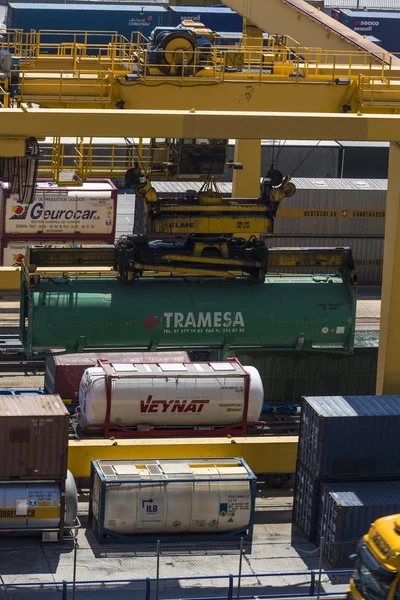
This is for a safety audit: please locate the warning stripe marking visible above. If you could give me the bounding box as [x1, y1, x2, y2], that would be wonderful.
[0, 508, 60, 519]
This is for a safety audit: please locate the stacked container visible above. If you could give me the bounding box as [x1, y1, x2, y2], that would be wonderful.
[167, 6, 243, 30]
[0, 180, 117, 265]
[317, 481, 400, 567]
[0, 394, 76, 540]
[293, 395, 400, 556]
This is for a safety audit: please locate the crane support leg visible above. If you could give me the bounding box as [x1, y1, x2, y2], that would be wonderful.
[232, 139, 261, 198]
[377, 142, 400, 394]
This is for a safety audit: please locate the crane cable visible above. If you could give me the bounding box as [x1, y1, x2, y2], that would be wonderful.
[290, 141, 321, 177]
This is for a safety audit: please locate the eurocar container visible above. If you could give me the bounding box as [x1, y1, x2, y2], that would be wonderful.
[1, 239, 108, 266]
[298, 395, 400, 480]
[167, 6, 243, 31]
[319, 481, 400, 567]
[1, 180, 117, 240]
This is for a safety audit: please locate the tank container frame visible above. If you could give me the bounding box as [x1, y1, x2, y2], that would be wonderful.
[89, 457, 257, 545]
[80, 358, 256, 438]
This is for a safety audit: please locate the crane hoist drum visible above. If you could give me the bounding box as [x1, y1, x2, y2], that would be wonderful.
[155, 30, 197, 65]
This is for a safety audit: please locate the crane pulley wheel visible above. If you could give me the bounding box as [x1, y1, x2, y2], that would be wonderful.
[159, 31, 196, 65]
[283, 181, 296, 198]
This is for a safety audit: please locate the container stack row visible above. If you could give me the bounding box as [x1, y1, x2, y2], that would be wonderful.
[44, 333, 378, 416]
[6, 5, 243, 40]
[293, 395, 400, 566]
[0, 394, 75, 540]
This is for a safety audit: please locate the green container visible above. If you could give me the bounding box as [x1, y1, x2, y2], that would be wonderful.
[231, 331, 378, 405]
[21, 274, 356, 357]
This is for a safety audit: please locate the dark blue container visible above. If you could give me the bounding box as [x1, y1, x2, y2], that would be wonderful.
[338, 10, 400, 52]
[7, 3, 168, 43]
[168, 6, 243, 32]
[293, 461, 321, 541]
[319, 481, 400, 567]
[298, 395, 400, 481]
[0, 389, 44, 395]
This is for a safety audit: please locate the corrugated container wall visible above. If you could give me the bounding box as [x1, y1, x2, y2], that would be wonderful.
[233, 332, 378, 404]
[44, 351, 190, 409]
[326, 0, 400, 9]
[7, 4, 168, 42]
[338, 142, 389, 179]
[298, 395, 400, 480]
[0, 395, 69, 479]
[273, 178, 386, 235]
[167, 6, 243, 31]
[221, 142, 341, 181]
[319, 481, 400, 567]
[293, 462, 321, 540]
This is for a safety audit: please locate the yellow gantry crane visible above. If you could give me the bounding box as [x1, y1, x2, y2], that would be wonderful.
[3, 23, 400, 195]
[0, 4, 399, 393]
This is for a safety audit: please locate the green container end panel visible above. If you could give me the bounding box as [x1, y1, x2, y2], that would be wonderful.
[21, 275, 356, 356]
[233, 332, 378, 404]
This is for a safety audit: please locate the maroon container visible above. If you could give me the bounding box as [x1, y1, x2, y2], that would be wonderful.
[44, 351, 191, 409]
[0, 394, 69, 480]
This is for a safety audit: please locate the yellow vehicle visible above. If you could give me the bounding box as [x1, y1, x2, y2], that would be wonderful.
[349, 515, 400, 600]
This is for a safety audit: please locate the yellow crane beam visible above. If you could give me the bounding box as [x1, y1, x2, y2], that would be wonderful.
[223, 0, 398, 64]
[1, 107, 400, 142]
[18, 74, 400, 113]
[376, 142, 400, 395]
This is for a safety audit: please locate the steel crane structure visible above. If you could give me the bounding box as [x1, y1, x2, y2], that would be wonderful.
[0, 106, 398, 394]
[223, 0, 399, 61]
[4, 38, 400, 195]
[0, 0, 398, 392]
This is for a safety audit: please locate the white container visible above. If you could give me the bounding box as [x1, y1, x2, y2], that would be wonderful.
[1, 239, 107, 266]
[91, 458, 256, 538]
[79, 361, 264, 428]
[1, 180, 117, 237]
[0, 471, 77, 532]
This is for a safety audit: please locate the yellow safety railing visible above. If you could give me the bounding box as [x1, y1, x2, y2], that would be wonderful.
[1, 29, 400, 109]
[38, 138, 174, 184]
[16, 68, 114, 104]
[39, 138, 140, 183]
[0, 85, 10, 108]
[357, 74, 400, 108]
[0, 29, 145, 62]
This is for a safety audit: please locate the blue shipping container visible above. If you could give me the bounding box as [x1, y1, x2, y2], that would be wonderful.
[7, 4, 168, 43]
[298, 395, 400, 481]
[168, 6, 243, 32]
[338, 10, 400, 52]
[319, 481, 400, 567]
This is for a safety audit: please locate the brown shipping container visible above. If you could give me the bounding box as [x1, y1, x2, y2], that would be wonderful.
[0, 395, 69, 480]
[45, 351, 191, 407]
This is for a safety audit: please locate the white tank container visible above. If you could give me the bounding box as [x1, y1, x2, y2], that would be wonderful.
[91, 458, 256, 538]
[79, 361, 263, 428]
[0, 471, 77, 531]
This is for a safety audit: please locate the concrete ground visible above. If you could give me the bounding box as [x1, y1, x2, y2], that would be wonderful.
[0, 488, 349, 600]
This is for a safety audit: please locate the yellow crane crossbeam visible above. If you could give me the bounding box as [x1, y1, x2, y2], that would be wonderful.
[1, 108, 400, 142]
